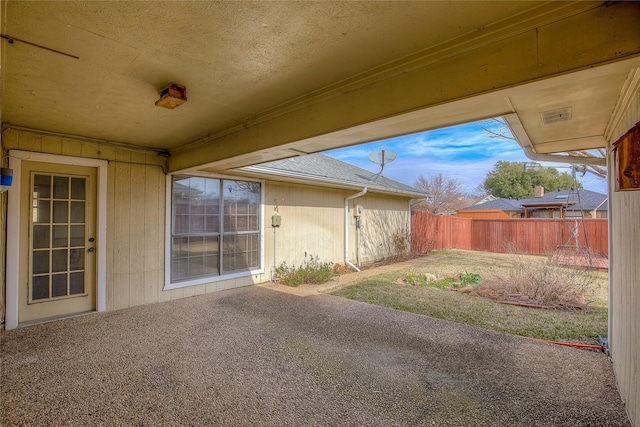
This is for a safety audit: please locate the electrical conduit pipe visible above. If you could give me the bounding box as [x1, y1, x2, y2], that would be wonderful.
[345, 188, 367, 272]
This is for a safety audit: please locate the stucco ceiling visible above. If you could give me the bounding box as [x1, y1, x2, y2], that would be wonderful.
[2, 1, 640, 172]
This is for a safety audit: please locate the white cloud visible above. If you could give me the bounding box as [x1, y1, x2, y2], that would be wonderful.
[324, 120, 608, 195]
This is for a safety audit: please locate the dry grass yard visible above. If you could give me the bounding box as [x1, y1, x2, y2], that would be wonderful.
[331, 250, 609, 345]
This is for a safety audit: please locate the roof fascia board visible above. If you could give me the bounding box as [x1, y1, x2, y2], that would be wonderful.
[503, 113, 607, 166]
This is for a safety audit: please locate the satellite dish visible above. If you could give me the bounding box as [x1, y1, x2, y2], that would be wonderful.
[368, 148, 397, 181]
[368, 148, 397, 166]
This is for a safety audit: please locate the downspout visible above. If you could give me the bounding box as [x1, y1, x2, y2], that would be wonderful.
[345, 188, 367, 272]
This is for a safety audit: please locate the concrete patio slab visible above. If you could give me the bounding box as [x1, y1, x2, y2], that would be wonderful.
[1, 283, 629, 426]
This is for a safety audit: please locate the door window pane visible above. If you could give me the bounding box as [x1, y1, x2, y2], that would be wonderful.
[52, 249, 68, 272]
[53, 201, 68, 223]
[32, 276, 49, 300]
[71, 178, 85, 200]
[53, 176, 69, 199]
[70, 202, 85, 223]
[52, 274, 67, 297]
[69, 272, 84, 295]
[32, 250, 50, 275]
[70, 225, 84, 247]
[34, 175, 51, 198]
[33, 200, 50, 223]
[69, 248, 84, 271]
[52, 225, 68, 248]
[33, 225, 50, 249]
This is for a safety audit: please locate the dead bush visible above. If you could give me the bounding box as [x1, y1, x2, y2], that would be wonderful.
[475, 253, 597, 308]
[374, 227, 411, 263]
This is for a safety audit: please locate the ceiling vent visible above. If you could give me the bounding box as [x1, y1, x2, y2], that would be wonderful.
[540, 107, 572, 125]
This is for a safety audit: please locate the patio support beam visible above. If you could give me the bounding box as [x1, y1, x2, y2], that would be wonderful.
[169, 2, 640, 173]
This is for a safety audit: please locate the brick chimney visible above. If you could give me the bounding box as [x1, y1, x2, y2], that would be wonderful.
[534, 186, 544, 198]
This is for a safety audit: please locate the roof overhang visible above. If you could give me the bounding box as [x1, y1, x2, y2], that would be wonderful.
[520, 202, 576, 209]
[3, 1, 640, 176]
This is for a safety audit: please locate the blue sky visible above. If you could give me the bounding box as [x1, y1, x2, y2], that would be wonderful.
[324, 120, 608, 195]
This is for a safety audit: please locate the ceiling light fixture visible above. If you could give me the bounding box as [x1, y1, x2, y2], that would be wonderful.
[155, 83, 187, 109]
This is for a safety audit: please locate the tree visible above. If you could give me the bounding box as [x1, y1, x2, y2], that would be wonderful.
[483, 161, 579, 199]
[413, 173, 467, 214]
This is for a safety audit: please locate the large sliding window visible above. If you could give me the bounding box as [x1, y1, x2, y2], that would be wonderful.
[171, 176, 261, 283]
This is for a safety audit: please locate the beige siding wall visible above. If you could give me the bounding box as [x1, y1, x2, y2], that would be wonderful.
[358, 194, 410, 264]
[607, 77, 640, 426]
[2, 129, 169, 312]
[106, 150, 166, 310]
[264, 183, 410, 272]
[2, 130, 412, 323]
[264, 183, 345, 274]
[1, 130, 261, 312]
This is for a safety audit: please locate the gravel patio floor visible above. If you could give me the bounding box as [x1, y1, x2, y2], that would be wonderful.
[1, 277, 630, 426]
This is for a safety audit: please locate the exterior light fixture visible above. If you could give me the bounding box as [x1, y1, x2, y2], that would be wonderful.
[155, 83, 187, 109]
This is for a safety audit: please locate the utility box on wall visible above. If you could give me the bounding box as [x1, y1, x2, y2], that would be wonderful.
[612, 122, 640, 191]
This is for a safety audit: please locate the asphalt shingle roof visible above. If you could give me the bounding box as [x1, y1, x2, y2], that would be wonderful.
[460, 189, 607, 212]
[241, 153, 427, 197]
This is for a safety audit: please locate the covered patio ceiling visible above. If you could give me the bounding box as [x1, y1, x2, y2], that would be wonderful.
[2, 1, 639, 173]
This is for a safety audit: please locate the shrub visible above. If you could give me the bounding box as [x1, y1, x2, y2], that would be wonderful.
[460, 272, 481, 286]
[478, 253, 596, 307]
[275, 255, 335, 287]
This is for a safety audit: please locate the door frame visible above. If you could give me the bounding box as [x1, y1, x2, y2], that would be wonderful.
[5, 151, 108, 330]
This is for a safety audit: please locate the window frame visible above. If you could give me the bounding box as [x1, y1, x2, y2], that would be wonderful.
[164, 174, 264, 290]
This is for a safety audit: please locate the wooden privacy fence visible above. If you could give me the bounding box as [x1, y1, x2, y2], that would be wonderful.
[411, 211, 608, 256]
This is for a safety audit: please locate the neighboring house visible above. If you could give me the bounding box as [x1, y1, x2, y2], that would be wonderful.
[456, 198, 521, 219]
[454, 194, 498, 209]
[468, 194, 497, 206]
[456, 187, 608, 219]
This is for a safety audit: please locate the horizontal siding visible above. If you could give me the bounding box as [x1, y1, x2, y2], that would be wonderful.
[264, 184, 411, 269]
[359, 194, 410, 264]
